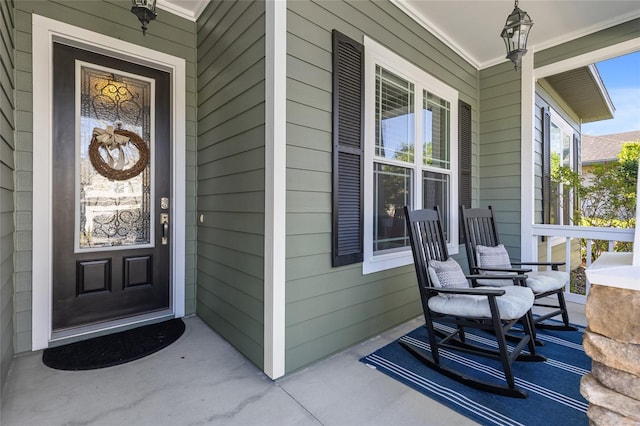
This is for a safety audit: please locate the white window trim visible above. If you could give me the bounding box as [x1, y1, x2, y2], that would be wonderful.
[363, 37, 458, 274]
[550, 109, 575, 231]
[550, 109, 574, 144]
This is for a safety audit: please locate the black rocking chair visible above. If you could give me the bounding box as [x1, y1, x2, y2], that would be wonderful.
[402, 206, 545, 398]
[460, 205, 578, 332]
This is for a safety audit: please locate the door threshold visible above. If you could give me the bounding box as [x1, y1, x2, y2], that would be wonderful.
[49, 310, 175, 348]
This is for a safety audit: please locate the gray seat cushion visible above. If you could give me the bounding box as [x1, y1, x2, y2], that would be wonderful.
[525, 270, 568, 293]
[428, 285, 534, 320]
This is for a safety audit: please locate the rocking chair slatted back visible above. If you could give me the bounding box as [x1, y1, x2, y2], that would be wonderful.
[404, 206, 448, 292]
[460, 205, 578, 332]
[460, 206, 501, 271]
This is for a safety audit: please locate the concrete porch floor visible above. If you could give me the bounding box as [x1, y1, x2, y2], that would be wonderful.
[1, 302, 586, 426]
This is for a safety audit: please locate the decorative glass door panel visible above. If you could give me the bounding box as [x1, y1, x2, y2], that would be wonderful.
[77, 64, 154, 251]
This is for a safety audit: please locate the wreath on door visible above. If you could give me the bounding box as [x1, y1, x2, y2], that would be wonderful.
[89, 125, 149, 181]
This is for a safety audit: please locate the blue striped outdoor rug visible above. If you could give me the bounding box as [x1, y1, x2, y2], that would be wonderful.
[360, 322, 589, 426]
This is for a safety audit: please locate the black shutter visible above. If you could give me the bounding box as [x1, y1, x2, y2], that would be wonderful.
[332, 30, 364, 267]
[458, 100, 472, 210]
[458, 100, 472, 243]
[541, 106, 551, 225]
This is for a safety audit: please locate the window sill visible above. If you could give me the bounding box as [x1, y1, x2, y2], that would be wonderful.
[362, 250, 413, 274]
[362, 244, 459, 275]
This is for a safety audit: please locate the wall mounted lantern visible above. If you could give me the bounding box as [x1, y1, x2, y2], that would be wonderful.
[131, 0, 157, 36]
[500, 0, 534, 70]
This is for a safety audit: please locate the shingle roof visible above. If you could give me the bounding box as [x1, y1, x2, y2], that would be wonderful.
[581, 131, 640, 164]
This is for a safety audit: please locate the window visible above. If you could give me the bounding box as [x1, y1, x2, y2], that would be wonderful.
[549, 110, 576, 226]
[363, 38, 458, 274]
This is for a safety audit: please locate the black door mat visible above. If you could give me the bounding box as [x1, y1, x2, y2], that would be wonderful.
[42, 318, 185, 371]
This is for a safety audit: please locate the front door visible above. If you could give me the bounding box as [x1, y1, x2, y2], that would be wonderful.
[52, 42, 171, 331]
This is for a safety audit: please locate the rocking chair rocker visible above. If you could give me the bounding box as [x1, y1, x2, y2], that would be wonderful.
[402, 206, 545, 398]
[460, 205, 578, 332]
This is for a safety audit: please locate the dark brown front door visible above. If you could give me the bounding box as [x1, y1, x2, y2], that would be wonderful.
[52, 43, 171, 331]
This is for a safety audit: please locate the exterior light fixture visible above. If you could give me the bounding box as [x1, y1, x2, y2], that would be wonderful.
[500, 0, 533, 70]
[131, 0, 157, 36]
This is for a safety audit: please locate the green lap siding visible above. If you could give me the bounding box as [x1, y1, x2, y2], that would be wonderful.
[0, 0, 15, 390]
[196, 0, 266, 369]
[535, 18, 640, 68]
[13, 0, 197, 353]
[478, 63, 523, 260]
[284, 0, 479, 373]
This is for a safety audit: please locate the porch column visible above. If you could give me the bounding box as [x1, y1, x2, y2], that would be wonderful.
[264, 0, 287, 379]
[520, 50, 535, 262]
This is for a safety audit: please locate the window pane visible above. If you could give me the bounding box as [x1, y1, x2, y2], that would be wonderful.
[376, 66, 414, 162]
[423, 171, 449, 241]
[423, 91, 450, 169]
[550, 121, 573, 225]
[374, 163, 412, 252]
[550, 123, 562, 224]
[562, 133, 571, 167]
[562, 132, 572, 224]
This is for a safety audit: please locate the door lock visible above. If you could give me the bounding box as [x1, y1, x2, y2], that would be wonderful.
[160, 213, 169, 245]
[161, 197, 169, 210]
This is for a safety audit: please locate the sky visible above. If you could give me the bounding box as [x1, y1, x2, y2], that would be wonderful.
[581, 51, 640, 137]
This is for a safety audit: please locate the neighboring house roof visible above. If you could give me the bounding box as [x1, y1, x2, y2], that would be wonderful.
[582, 131, 640, 165]
[541, 65, 615, 123]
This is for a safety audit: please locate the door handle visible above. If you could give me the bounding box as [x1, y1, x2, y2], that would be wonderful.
[160, 213, 169, 245]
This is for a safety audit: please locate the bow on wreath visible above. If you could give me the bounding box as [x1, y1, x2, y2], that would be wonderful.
[92, 125, 131, 170]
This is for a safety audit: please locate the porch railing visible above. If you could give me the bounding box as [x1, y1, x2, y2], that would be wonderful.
[530, 224, 635, 304]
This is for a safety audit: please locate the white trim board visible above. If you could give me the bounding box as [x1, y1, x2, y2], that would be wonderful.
[264, 0, 287, 380]
[31, 14, 186, 350]
[520, 51, 536, 262]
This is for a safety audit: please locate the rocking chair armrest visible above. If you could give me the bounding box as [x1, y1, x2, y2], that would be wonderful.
[476, 266, 531, 274]
[434, 287, 506, 296]
[466, 273, 528, 281]
[467, 274, 528, 288]
[512, 261, 564, 271]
